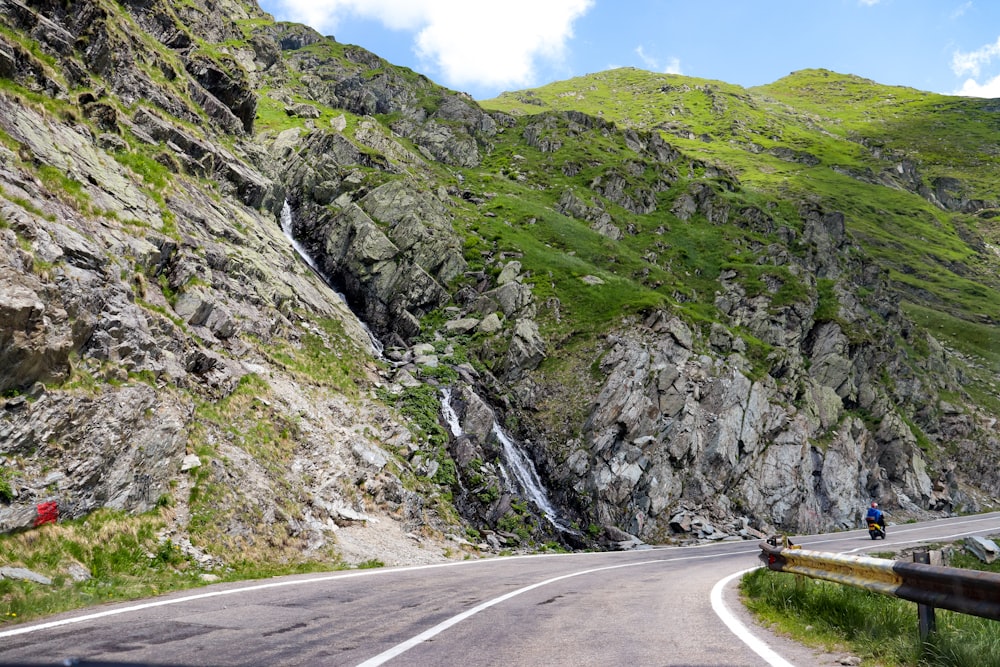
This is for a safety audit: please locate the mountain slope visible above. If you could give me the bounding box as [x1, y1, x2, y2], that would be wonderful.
[484, 67, 1000, 404]
[0, 0, 472, 575]
[0, 0, 998, 610]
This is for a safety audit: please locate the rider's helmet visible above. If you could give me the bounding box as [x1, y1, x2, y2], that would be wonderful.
[871, 502, 878, 508]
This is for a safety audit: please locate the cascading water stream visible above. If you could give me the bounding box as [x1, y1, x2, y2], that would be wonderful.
[282, 202, 574, 534]
[280, 200, 383, 357]
[440, 389, 515, 492]
[280, 200, 321, 274]
[442, 388, 576, 534]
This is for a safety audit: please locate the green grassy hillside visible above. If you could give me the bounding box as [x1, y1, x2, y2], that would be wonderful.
[481, 68, 1000, 406]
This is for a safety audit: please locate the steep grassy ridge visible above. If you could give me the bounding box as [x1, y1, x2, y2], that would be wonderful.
[483, 67, 1000, 403]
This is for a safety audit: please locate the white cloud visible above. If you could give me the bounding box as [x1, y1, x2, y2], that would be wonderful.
[951, 1, 973, 20]
[858, 0, 881, 6]
[950, 35, 1000, 96]
[634, 47, 682, 75]
[954, 74, 1000, 97]
[952, 35, 1000, 77]
[274, 0, 426, 32]
[274, 0, 594, 90]
[635, 45, 659, 70]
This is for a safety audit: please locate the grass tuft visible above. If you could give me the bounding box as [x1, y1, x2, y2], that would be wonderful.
[742, 567, 1000, 666]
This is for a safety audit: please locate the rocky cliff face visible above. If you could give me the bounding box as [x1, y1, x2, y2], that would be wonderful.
[0, 0, 467, 564]
[1, 0, 997, 568]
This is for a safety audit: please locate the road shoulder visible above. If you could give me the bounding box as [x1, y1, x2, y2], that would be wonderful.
[722, 570, 856, 667]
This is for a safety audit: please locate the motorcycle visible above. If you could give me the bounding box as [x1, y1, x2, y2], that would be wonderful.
[866, 517, 886, 540]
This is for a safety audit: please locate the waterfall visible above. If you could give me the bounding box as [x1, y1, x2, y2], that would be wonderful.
[441, 388, 515, 491]
[280, 200, 383, 357]
[441, 388, 575, 534]
[280, 200, 321, 274]
[491, 422, 571, 531]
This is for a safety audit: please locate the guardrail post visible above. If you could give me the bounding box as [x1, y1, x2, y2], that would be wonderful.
[913, 550, 937, 641]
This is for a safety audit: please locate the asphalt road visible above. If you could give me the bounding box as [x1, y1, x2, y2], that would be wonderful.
[2, 512, 999, 666]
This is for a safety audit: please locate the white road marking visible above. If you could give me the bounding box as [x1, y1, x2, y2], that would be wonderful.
[711, 567, 796, 667]
[353, 549, 772, 666]
[0, 550, 661, 641]
[0, 556, 540, 640]
[5, 512, 998, 662]
[715, 512, 1000, 663]
[0, 549, 720, 642]
[354, 558, 668, 667]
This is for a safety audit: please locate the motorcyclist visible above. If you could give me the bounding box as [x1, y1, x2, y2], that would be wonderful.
[865, 501, 884, 526]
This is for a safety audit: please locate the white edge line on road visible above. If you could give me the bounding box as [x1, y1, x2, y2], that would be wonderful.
[709, 516, 1000, 665]
[0, 547, 718, 642]
[7, 513, 997, 653]
[353, 558, 666, 667]
[0, 547, 823, 666]
[0, 556, 546, 640]
[711, 567, 796, 667]
[354, 550, 766, 666]
[0, 550, 659, 642]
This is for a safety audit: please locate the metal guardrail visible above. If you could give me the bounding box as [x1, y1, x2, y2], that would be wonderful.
[758, 541, 1000, 623]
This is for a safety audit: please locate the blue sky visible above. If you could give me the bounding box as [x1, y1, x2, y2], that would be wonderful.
[257, 0, 1000, 100]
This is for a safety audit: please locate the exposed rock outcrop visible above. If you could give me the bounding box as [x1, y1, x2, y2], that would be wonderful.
[0, 0, 464, 564]
[1, 0, 997, 569]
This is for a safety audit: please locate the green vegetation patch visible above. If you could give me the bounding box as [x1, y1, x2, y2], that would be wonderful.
[742, 567, 1000, 666]
[184, 374, 319, 560]
[902, 301, 1000, 415]
[0, 510, 197, 624]
[114, 149, 172, 191]
[375, 383, 463, 517]
[484, 66, 1000, 406]
[378, 384, 448, 453]
[37, 165, 90, 209]
[264, 317, 368, 396]
[0, 509, 347, 627]
[0, 467, 14, 503]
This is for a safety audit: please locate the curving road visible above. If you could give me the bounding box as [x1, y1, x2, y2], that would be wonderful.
[2, 512, 999, 666]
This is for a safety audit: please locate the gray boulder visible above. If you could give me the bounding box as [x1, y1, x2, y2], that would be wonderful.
[965, 536, 999, 564]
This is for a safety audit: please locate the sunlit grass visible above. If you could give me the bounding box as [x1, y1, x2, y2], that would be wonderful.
[742, 567, 1000, 667]
[481, 66, 1000, 413]
[0, 508, 351, 627]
